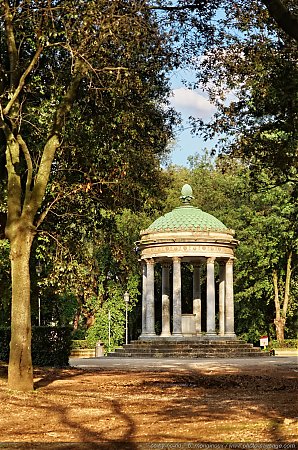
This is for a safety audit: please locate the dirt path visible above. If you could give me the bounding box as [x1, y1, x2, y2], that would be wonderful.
[0, 360, 297, 448]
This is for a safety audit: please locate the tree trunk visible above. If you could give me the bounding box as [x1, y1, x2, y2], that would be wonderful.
[274, 317, 285, 344]
[8, 225, 34, 392]
[272, 268, 285, 344]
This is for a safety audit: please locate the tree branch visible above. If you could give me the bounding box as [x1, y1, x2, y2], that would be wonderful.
[27, 59, 85, 221]
[272, 268, 280, 320]
[261, 0, 298, 42]
[150, 3, 202, 11]
[3, 45, 43, 116]
[283, 250, 292, 318]
[5, 135, 22, 235]
[16, 134, 33, 206]
[52, 59, 85, 134]
[2, 0, 19, 89]
[35, 192, 63, 229]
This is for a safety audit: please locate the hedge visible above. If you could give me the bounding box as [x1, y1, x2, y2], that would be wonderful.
[269, 339, 298, 349]
[71, 339, 91, 350]
[0, 326, 72, 366]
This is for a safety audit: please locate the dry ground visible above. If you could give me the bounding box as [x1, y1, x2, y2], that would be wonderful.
[0, 360, 297, 449]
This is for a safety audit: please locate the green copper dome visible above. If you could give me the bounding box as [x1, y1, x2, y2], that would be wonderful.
[147, 184, 228, 232]
[147, 205, 227, 232]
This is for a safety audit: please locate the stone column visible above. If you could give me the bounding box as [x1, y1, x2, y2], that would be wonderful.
[225, 258, 236, 338]
[193, 263, 202, 335]
[218, 262, 225, 336]
[161, 262, 171, 337]
[145, 258, 156, 337]
[139, 261, 147, 338]
[206, 257, 216, 336]
[172, 257, 182, 336]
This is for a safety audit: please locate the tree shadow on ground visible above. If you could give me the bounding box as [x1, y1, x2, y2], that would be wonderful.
[0, 362, 297, 446]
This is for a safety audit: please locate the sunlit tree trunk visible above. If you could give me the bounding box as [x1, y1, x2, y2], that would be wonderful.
[7, 226, 34, 391]
[272, 251, 292, 345]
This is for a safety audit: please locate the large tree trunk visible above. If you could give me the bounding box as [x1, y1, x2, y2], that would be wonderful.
[272, 268, 284, 344]
[272, 251, 292, 346]
[7, 224, 34, 392]
[274, 317, 286, 343]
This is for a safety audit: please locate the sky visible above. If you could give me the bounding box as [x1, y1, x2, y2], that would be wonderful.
[166, 70, 218, 167]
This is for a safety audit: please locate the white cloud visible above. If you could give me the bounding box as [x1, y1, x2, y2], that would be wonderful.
[170, 88, 216, 119]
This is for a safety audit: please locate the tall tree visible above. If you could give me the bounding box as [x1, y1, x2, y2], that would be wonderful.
[186, 1, 298, 182]
[0, 0, 175, 391]
[152, 1, 297, 180]
[164, 156, 298, 343]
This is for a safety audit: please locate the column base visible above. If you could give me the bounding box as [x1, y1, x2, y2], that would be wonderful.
[139, 334, 157, 340]
[172, 332, 183, 337]
[160, 331, 171, 337]
[206, 331, 217, 337]
[224, 332, 237, 339]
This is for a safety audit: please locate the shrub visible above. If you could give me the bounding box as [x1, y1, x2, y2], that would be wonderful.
[0, 327, 10, 361]
[0, 326, 72, 366]
[269, 339, 298, 349]
[71, 329, 86, 340]
[71, 339, 90, 349]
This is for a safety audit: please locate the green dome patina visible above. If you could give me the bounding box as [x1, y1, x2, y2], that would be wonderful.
[148, 205, 227, 232]
[147, 184, 227, 232]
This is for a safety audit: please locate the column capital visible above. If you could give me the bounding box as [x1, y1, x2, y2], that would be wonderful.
[226, 258, 234, 266]
[173, 256, 182, 263]
[207, 257, 216, 264]
[161, 262, 171, 269]
[145, 258, 155, 265]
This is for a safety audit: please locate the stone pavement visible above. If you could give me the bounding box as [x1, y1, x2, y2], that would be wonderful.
[69, 353, 298, 372]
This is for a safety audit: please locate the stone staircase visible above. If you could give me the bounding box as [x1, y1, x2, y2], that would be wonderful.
[107, 338, 269, 359]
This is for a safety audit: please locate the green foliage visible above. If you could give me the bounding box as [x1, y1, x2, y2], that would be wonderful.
[0, 327, 72, 366]
[71, 329, 86, 340]
[187, 1, 298, 182]
[0, 326, 10, 361]
[71, 340, 90, 350]
[269, 339, 298, 349]
[163, 156, 298, 341]
[86, 274, 140, 352]
[31, 327, 72, 366]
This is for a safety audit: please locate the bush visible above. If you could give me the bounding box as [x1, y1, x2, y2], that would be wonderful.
[269, 339, 298, 349]
[0, 326, 72, 366]
[0, 327, 10, 361]
[71, 339, 90, 350]
[71, 329, 86, 340]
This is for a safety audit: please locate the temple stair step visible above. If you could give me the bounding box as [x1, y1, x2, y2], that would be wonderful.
[107, 339, 268, 358]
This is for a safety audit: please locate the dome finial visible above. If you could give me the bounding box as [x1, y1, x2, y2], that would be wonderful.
[180, 184, 194, 204]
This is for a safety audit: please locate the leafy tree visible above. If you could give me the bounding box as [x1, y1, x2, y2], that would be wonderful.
[164, 155, 298, 343]
[152, 1, 297, 181]
[233, 171, 298, 343]
[186, 1, 298, 182]
[0, 0, 175, 391]
[153, 0, 298, 43]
